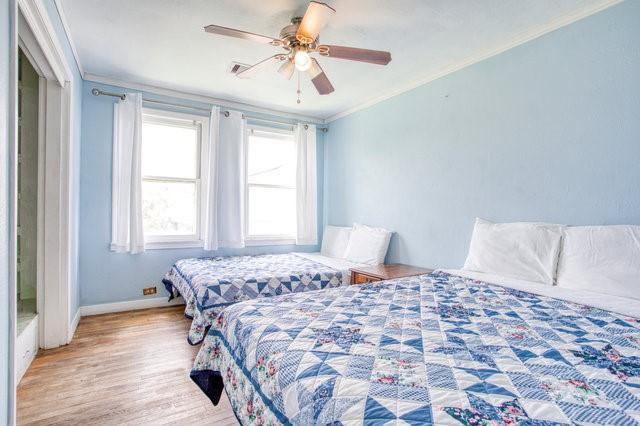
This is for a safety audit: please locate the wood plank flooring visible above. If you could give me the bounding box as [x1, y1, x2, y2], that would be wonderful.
[17, 306, 237, 425]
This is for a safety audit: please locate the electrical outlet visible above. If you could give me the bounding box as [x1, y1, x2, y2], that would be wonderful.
[143, 286, 157, 296]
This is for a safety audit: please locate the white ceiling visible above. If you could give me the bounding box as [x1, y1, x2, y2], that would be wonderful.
[60, 0, 617, 120]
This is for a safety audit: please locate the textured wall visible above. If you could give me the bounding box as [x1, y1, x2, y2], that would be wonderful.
[324, 1, 640, 269]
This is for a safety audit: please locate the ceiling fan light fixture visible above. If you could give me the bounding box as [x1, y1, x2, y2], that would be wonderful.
[294, 50, 311, 71]
[204, 1, 392, 101]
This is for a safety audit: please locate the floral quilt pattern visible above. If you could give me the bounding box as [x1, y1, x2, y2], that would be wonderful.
[191, 271, 640, 425]
[163, 253, 344, 344]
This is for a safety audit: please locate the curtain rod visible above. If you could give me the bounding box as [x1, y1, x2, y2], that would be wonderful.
[91, 88, 328, 132]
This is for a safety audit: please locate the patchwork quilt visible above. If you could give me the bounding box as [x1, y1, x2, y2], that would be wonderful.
[191, 271, 640, 425]
[162, 253, 344, 344]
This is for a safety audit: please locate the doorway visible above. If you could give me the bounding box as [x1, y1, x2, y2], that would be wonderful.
[8, 2, 79, 422]
[15, 48, 41, 383]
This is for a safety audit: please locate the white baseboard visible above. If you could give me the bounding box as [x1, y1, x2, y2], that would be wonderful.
[68, 309, 80, 342]
[79, 296, 185, 317]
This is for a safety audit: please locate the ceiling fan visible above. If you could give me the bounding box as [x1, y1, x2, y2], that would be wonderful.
[204, 1, 391, 102]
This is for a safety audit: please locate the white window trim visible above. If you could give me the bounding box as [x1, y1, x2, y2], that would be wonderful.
[244, 123, 297, 244]
[141, 107, 209, 249]
[144, 239, 204, 250]
[244, 238, 297, 247]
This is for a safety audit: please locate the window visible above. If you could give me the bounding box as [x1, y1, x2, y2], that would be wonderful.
[245, 124, 297, 242]
[141, 109, 208, 248]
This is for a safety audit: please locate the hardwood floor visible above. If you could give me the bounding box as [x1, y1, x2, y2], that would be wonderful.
[17, 306, 237, 425]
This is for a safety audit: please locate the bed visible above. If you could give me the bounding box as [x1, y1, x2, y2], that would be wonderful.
[163, 252, 366, 344]
[190, 270, 640, 425]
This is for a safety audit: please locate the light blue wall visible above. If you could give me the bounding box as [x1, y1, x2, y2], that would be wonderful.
[40, 0, 83, 324]
[79, 81, 324, 305]
[1, 1, 13, 421]
[324, 1, 640, 269]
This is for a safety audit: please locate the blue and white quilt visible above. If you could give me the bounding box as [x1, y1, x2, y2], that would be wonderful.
[163, 253, 344, 344]
[191, 271, 640, 425]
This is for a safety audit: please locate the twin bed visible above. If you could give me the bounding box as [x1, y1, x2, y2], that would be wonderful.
[163, 252, 367, 344]
[164, 221, 640, 424]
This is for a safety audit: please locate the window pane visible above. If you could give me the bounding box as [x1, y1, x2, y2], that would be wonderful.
[142, 180, 197, 236]
[248, 186, 296, 237]
[141, 120, 198, 179]
[247, 132, 295, 186]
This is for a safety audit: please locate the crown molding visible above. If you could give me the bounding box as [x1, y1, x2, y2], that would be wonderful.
[53, 0, 84, 77]
[54, 0, 622, 123]
[84, 72, 326, 124]
[325, 0, 623, 122]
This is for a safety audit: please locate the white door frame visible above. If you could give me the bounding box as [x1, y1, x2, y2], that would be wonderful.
[9, 0, 77, 423]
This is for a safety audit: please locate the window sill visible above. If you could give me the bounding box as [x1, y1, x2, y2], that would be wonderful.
[144, 240, 204, 250]
[140, 238, 303, 250]
[244, 238, 297, 247]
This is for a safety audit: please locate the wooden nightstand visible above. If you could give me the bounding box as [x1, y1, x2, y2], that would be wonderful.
[350, 264, 434, 284]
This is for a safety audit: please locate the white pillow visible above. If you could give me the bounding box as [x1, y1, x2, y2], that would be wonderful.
[344, 223, 392, 265]
[557, 225, 640, 300]
[463, 218, 564, 285]
[320, 225, 352, 258]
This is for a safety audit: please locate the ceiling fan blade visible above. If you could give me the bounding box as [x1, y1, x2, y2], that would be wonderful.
[318, 45, 391, 65]
[204, 24, 281, 46]
[307, 59, 334, 95]
[236, 55, 286, 79]
[278, 60, 295, 80]
[296, 1, 335, 44]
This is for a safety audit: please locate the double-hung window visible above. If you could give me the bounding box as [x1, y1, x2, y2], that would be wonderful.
[245, 124, 297, 243]
[141, 109, 208, 248]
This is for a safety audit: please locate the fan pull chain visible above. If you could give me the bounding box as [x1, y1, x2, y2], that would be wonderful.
[296, 71, 301, 104]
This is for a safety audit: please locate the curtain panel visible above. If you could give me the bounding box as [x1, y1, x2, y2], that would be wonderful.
[110, 93, 144, 254]
[295, 124, 318, 245]
[203, 110, 246, 249]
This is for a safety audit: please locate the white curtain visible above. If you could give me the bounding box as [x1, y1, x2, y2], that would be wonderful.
[110, 93, 145, 253]
[295, 124, 318, 245]
[202, 106, 220, 250]
[203, 110, 246, 249]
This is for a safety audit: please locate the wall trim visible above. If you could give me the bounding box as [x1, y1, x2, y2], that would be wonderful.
[7, 2, 18, 423]
[18, 0, 73, 86]
[84, 72, 326, 124]
[53, 0, 84, 77]
[68, 309, 80, 342]
[325, 0, 623, 122]
[80, 296, 185, 317]
[17, 0, 77, 352]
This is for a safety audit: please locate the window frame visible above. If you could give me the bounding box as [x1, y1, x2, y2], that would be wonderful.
[244, 123, 297, 245]
[141, 108, 209, 249]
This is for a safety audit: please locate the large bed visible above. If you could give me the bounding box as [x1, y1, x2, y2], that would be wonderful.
[190, 270, 640, 425]
[163, 252, 366, 344]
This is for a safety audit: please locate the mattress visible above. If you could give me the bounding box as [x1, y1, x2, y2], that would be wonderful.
[190, 271, 640, 425]
[163, 252, 362, 344]
[442, 269, 640, 318]
[292, 251, 368, 283]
